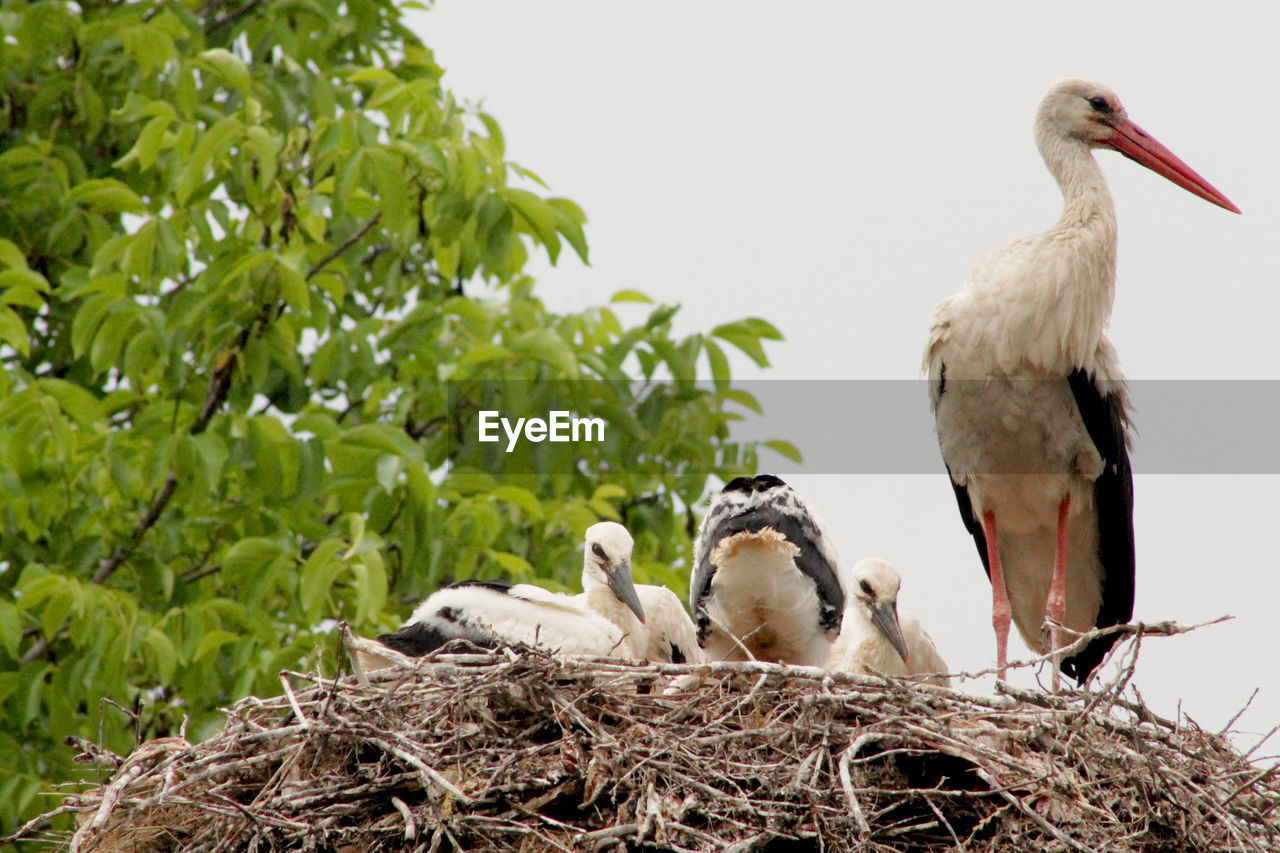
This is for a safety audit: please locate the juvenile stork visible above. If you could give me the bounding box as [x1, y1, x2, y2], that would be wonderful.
[377, 522, 648, 659]
[690, 475, 843, 665]
[825, 558, 950, 687]
[925, 80, 1238, 687]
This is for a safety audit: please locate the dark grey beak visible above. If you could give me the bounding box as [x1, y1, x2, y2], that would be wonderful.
[870, 601, 908, 664]
[607, 561, 645, 623]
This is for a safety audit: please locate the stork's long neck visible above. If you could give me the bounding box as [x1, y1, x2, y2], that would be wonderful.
[1044, 136, 1118, 241]
[1034, 132, 1120, 370]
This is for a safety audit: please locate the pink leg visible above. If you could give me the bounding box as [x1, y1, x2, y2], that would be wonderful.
[1046, 495, 1070, 691]
[982, 510, 1010, 681]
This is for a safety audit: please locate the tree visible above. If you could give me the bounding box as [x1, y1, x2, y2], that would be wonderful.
[0, 0, 788, 835]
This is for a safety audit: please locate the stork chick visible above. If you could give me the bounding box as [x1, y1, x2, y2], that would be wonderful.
[826, 558, 950, 687]
[690, 475, 843, 666]
[377, 521, 648, 660]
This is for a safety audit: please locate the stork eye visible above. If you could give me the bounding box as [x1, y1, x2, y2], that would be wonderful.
[858, 580, 873, 596]
[591, 543, 606, 558]
[1088, 96, 1110, 113]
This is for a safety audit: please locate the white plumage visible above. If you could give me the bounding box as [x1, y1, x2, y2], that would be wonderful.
[826, 558, 950, 687]
[690, 475, 844, 666]
[925, 80, 1237, 687]
[378, 521, 649, 660]
[635, 584, 705, 664]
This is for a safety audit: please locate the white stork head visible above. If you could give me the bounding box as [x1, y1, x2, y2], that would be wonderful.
[1036, 79, 1129, 148]
[839, 558, 908, 664]
[1035, 79, 1239, 213]
[582, 521, 645, 623]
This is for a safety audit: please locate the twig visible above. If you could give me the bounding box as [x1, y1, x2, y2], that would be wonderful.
[1221, 688, 1261, 734]
[206, 0, 268, 33]
[837, 744, 871, 838]
[279, 673, 310, 728]
[951, 616, 1233, 684]
[390, 796, 416, 842]
[306, 212, 382, 280]
[974, 769, 1095, 853]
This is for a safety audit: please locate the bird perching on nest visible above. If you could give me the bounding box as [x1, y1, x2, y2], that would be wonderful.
[690, 475, 844, 666]
[377, 521, 649, 660]
[925, 80, 1238, 688]
[826, 558, 950, 687]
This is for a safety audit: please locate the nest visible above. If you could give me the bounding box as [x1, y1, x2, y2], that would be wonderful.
[13, 625, 1280, 853]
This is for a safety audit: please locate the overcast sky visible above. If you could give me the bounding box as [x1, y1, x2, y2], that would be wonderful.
[410, 2, 1280, 747]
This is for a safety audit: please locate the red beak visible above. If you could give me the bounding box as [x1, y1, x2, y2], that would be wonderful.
[1105, 120, 1240, 214]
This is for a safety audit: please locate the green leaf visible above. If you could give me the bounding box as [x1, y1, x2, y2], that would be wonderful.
[36, 379, 106, 428]
[375, 454, 401, 494]
[192, 629, 239, 663]
[508, 328, 578, 376]
[144, 627, 178, 682]
[196, 48, 252, 98]
[222, 538, 285, 583]
[723, 388, 764, 415]
[218, 249, 273, 289]
[549, 197, 589, 263]
[711, 319, 781, 368]
[0, 600, 22, 658]
[0, 238, 28, 270]
[342, 513, 368, 559]
[0, 268, 49, 293]
[587, 494, 624, 519]
[0, 307, 29, 357]
[175, 116, 243, 205]
[4, 286, 44, 311]
[488, 550, 532, 579]
[300, 539, 346, 621]
[457, 343, 515, 368]
[591, 484, 627, 502]
[65, 179, 148, 215]
[610, 289, 653, 304]
[275, 257, 310, 313]
[503, 188, 562, 263]
[351, 553, 387, 625]
[763, 439, 804, 464]
[703, 337, 731, 389]
[40, 583, 78, 643]
[492, 485, 543, 519]
[71, 293, 118, 359]
[115, 112, 174, 171]
[90, 307, 136, 373]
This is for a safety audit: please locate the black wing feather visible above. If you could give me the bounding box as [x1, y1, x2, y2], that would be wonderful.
[376, 579, 514, 656]
[947, 464, 991, 581]
[939, 361, 992, 578]
[377, 621, 499, 657]
[1061, 369, 1135, 685]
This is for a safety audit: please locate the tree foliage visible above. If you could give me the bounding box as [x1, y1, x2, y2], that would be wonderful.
[0, 0, 785, 835]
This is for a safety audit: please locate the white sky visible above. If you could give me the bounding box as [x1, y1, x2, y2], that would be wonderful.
[410, 2, 1280, 748]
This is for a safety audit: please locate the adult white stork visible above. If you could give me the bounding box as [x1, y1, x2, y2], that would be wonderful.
[690, 475, 844, 665]
[377, 521, 649, 660]
[925, 79, 1238, 688]
[825, 558, 950, 687]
